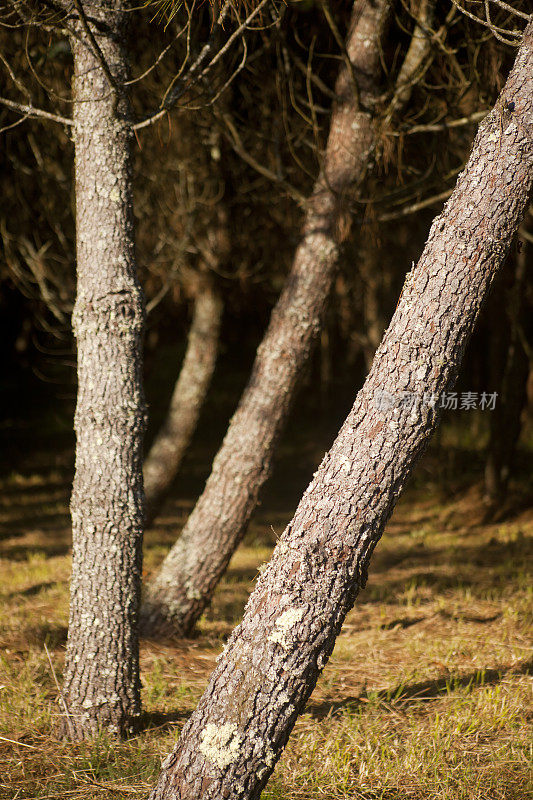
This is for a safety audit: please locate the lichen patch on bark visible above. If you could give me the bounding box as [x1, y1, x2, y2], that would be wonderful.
[199, 723, 243, 769]
[268, 607, 305, 649]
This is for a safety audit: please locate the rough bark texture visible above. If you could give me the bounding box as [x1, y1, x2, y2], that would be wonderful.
[141, 0, 391, 636]
[144, 279, 222, 527]
[148, 25, 533, 800]
[62, 0, 146, 739]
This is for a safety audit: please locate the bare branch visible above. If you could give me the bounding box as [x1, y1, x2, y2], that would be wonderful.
[146, 283, 171, 315]
[377, 188, 453, 221]
[291, 52, 338, 102]
[134, 0, 232, 129]
[158, 0, 199, 109]
[174, 0, 271, 101]
[124, 26, 188, 86]
[0, 115, 27, 134]
[0, 95, 73, 125]
[134, 0, 272, 130]
[449, 0, 522, 44]
[0, 50, 31, 100]
[390, 109, 488, 135]
[487, 0, 531, 20]
[1, 0, 63, 30]
[186, 37, 249, 111]
[219, 110, 306, 204]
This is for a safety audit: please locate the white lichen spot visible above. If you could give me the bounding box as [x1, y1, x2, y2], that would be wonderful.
[277, 690, 291, 706]
[269, 607, 305, 649]
[264, 745, 276, 767]
[276, 539, 291, 557]
[199, 723, 243, 769]
[317, 652, 327, 670]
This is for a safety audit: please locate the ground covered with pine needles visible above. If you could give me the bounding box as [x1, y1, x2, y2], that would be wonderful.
[0, 425, 532, 800]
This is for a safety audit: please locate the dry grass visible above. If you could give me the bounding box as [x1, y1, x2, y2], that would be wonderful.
[0, 444, 532, 799]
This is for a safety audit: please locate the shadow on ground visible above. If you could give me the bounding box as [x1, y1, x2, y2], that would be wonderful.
[306, 656, 533, 720]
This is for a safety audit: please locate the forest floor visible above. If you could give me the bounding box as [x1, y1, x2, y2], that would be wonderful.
[0, 427, 532, 800]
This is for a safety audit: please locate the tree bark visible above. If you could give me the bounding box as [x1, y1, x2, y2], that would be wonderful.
[144, 277, 222, 527]
[140, 0, 392, 637]
[148, 24, 533, 800]
[61, 0, 146, 739]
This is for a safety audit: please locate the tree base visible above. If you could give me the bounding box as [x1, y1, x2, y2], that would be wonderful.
[57, 703, 141, 741]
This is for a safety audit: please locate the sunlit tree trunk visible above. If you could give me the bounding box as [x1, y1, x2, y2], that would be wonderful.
[148, 25, 533, 799]
[144, 277, 222, 527]
[140, 0, 392, 636]
[61, 0, 145, 739]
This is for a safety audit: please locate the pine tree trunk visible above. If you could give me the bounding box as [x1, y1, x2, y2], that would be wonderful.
[144, 278, 222, 526]
[140, 0, 392, 637]
[148, 25, 533, 799]
[61, 0, 146, 739]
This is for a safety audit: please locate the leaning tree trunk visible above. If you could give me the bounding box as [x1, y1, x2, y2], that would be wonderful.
[61, 0, 145, 739]
[144, 277, 222, 527]
[148, 25, 533, 800]
[140, 0, 392, 636]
